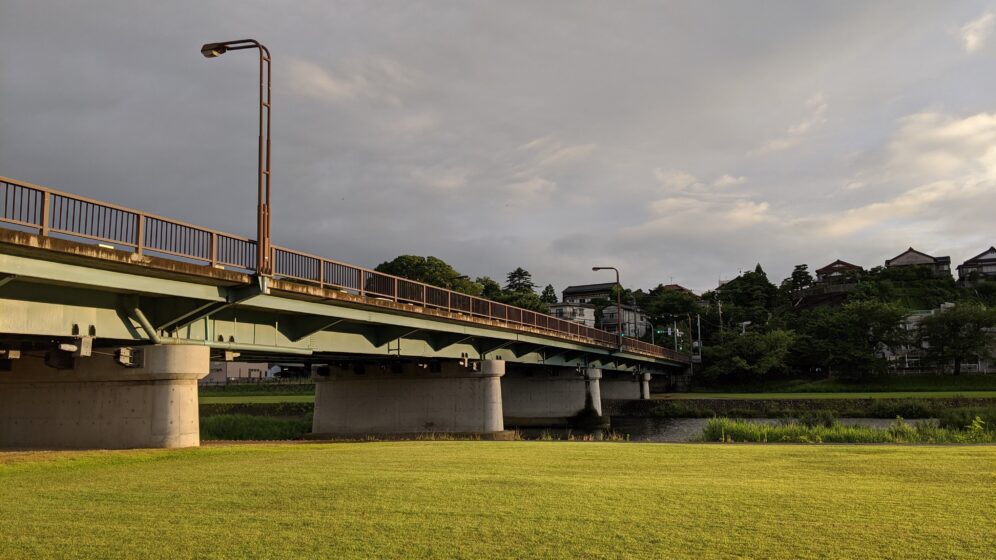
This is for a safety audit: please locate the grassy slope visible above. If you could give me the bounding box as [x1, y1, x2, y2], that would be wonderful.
[658, 391, 996, 400]
[1, 443, 993, 559]
[199, 395, 315, 404]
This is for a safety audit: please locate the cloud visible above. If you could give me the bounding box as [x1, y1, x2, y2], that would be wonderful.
[816, 110, 996, 237]
[712, 174, 747, 188]
[753, 93, 827, 154]
[960, 12, 994, 53]
[519, 137, 597, 168]
[287, 56, 417, 105]
[653, 169, 746, 191]
[410, 166, 470, 191]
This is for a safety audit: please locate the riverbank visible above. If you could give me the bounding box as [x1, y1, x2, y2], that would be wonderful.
[1, 442, 991, 559]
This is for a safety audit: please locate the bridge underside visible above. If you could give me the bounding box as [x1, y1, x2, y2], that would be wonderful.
[0, 235, 687, 448]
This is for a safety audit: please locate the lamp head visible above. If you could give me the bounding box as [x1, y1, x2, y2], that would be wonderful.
[200, 43, 228, 58]
[592, 267, 602, 271]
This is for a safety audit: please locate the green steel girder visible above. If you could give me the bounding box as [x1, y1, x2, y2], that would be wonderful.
[0, 251, 685, 373]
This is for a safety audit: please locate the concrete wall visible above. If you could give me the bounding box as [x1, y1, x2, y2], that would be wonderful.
[312, 360, 504, 435]
[600, 373, 641, 400]
[0, 345, 209, 449]
[501, 367, 602, 422]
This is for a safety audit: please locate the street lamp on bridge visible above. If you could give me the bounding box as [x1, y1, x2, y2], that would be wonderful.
[592, 266, 622, 349]
[200, 39, 273, 277]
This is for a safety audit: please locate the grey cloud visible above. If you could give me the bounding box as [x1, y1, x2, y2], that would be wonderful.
[2, 1, 994, 295]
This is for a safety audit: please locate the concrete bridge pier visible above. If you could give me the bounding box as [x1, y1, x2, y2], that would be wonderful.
[311, 359, 505, 436]
[0, 344, 209, 449]
[501, 366, 604, 427]
[600, 371, 653, 400]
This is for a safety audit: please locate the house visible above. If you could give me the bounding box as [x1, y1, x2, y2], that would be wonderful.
[957, 246, 996, 283]
[814, 259, 863, 283]
[601, 304, 650, 339]
[885, 303, 994, 374]
[548, 302, 596, 327]
[661, 284, 699, 297]
[201, 361, 273, 385]
[562, 282, 616, 304]
[884, 247, 951, 276]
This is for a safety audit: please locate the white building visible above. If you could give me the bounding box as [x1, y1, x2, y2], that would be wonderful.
[886, 303, 994, 374]
[601, 304, 650, 339]
[202, 361, 275, 385]
[548, 302, 596, 327]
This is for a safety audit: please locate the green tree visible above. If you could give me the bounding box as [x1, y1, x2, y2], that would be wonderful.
[475, 276, 503, 300]
[790, 301, 909, 378]
[375, 255, 481, 295]
[701, 329, 795, 382]
[505, 267, 537, 293]
[540, 284, 558, 304]
[780, 264, 814, 293]
[918, 304, 996, 374]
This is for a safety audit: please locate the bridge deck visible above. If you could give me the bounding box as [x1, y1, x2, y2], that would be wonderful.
[0, 175, 689, 365]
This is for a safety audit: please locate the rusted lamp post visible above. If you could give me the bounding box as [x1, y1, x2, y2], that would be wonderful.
[201, 39, 273, 276]
[592, 266, 622, 349]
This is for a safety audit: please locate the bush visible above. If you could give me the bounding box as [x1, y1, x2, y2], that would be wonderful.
[936, 406, 996, 432]
[201, 414, 312, 440]
[700, 417, 996, 444]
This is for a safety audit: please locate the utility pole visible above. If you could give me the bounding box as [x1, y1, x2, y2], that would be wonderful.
[696, 313, 702, 359]
[673, 319, 678, 351]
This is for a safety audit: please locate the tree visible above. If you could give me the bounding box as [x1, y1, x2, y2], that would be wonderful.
[918, 304, 996, 374]
[475, 276, 503, 300]
[375, 255, 481, 295]
[789, 301, 909, 378]
[540, 284, 558, 304]
[505, 267, 537, 293]
[701, 329, 795, 382]
[780, 264, 814, 293]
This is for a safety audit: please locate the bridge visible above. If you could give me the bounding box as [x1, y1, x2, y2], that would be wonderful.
[0, 175, 689, 449]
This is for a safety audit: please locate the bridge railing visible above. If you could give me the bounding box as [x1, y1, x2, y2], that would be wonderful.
[0, 175, 688, 363]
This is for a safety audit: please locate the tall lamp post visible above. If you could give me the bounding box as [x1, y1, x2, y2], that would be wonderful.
[201, 39, 273, 276]
[592, 266, 622, 349]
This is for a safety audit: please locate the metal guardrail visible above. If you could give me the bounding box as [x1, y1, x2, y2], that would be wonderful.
[0, 176, 689, 363]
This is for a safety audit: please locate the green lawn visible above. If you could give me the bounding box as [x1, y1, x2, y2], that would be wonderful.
[658, 391, 996, 400]
[1, 443, 993, 559]
[199, 394, 315, 404]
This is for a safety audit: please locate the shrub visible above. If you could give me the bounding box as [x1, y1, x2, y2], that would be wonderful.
[700, 417, 996, 444]
[201, 414, 312, 440]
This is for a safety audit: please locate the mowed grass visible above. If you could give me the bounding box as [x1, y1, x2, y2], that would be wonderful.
[657, 391, 996, 400]
[199, 394, 315, 404]
[1, 443, 994, 559]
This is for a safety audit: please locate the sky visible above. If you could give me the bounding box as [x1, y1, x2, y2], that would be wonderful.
[2, 1, 995, 294]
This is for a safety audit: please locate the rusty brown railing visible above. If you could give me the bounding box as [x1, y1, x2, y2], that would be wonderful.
[0, 175, 689, 363]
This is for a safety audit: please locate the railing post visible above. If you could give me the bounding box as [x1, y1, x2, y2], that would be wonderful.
[447, 291, 451, 312]
[40, 191, 50, 235]
[135, 212, 144, 256]
[393, 277, 398, 302]
[319, 259, 325, 287]
[210, 232, 218, 267]
[358, 269, 365, 297]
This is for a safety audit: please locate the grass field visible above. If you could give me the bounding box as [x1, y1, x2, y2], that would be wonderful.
[657, 391, 996, 400]
[1, 443, 993, 559]
[198, 394, 316, 404]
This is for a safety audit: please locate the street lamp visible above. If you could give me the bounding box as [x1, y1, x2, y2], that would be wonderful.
[592, 266, 622, 349]
[201, 39, 273, 276]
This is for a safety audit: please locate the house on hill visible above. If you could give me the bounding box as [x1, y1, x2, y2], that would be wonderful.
[661, 283, 699, 297]
[885, 248, 951, 276]
[548, 302, 596, 327]
[814, 259, 863, 284]
[562, 282, 616, 304]
[957, 247, 996, 283]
